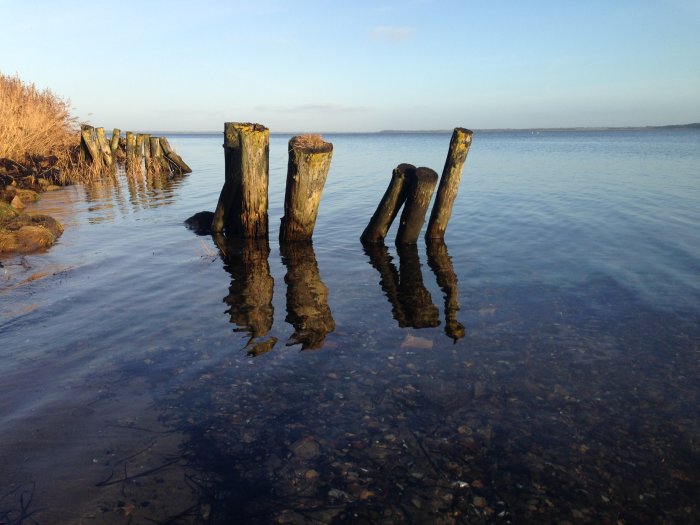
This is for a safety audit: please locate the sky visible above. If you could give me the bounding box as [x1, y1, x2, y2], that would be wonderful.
[1, 0, 699, 132]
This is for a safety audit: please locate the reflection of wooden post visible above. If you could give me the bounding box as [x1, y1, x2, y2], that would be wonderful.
[426, 128, 473, 240]
[396, 244, 440, 328]
[426, 239, 465, 341]
[214, 235, 276, 355]
[363, 243, 407, 326]
[361, 163, 414, 243]
[280, 241, 335, 350]
[280, 135, 333, 242]
[396, 167, 438, 245]
[160, 137, 192, 174]
[95, 127, 113, 167]
[110, 129, 121, 156]
[212, 122, 269, 238]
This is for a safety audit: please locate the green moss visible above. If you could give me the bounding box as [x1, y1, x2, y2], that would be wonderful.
[0, 201, 19, 225]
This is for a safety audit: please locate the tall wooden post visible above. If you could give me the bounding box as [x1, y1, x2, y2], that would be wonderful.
[280, 134, 333, 242]
[212, 122, 269, 238]
[149, 136, 168, 173]
[109, 129, 121, 156]
[95, 127, 113, 167]
[80, 126, 102, 167]
[361, 163, 414, 244]
[125, 132, 137, 171]
[395, 167, 438, 245]
[425, 127, 473, 240]
[426, 239, 465, 341]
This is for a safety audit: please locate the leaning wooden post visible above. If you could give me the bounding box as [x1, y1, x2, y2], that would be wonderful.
[395, 167, 438, 245]
[425, 127, 473, 240]
[212, 122, 269, 238]
[361, 163, 414, 243]
[159, 137, 192, 174]
[280, 134, 333, 242]
[80, 126, 102, 167]
[109, 129, 121, 156]
[95, 127, 113, 167]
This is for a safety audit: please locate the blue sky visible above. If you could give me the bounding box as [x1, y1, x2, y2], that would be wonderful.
[1, 0, 699, 131]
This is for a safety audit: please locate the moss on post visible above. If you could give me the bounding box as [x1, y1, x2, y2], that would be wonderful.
[280, 134, 333, 242]
[425, 127, 473, 240]
[361, 163, 414, 244]
[395, 167, 438, 245]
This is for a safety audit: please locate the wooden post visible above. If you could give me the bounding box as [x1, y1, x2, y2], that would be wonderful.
[125, 132, 137, 171]
[395, 167, 438, 245]
[141, 134, 151, 171]
[426, 239, 465, 341]
[212, 122, 269, 238]
[149, 136, 168, 173]
[214, 234, 276, 356]
[396, 244, 440, 328]
[280, 134, 333, 242]
[159, 136, 192, 174]
[425, 127, 473, 240]
[361, 163, 414, 244]
[280, 241, 335, 350]
[95, 127, 113, 167]
[136, 134, 145, 161]
[109, 128, 121, 156]
[80, 126, 102, 167]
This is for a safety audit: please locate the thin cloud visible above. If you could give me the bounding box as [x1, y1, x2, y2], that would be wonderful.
[371, 25, 415, 43]
[255, 103, 371, 114]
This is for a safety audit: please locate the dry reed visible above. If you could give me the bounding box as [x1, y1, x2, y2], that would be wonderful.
[0, 72, 79, 166]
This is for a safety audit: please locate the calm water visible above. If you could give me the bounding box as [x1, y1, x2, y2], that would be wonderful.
[1, 130, 699, 524]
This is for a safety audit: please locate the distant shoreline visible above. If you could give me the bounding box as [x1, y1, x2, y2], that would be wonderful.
[143, 123, 700, 136]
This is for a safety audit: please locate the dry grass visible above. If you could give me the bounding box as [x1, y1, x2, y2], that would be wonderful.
[0, 72, 80, 167]
[290, 134, 327, 151]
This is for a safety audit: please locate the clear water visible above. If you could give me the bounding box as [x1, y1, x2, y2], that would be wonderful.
[1, 130, 699, 524]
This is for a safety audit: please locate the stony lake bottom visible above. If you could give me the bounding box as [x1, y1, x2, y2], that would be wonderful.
[1, 130, 699, 524]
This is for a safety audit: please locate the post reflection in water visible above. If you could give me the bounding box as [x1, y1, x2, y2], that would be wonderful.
[213, 234, 277, 356]
[426, 239, 466, 341]
[280, 241, 335, 350]
[364, 242, 441, 329]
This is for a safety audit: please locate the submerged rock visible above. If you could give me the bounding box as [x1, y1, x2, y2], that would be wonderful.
[0, 205, 63, 254]
[184, 211, 215, 235]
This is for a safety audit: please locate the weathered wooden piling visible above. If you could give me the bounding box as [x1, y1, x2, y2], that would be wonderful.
[159, 137, 192, 174]
[109, 129, 121, 156]
[148, 136, 168, 173]
[125, 132, 138, 171]
[80, 125, 102, 167]
[280, 135, 333, 242]
[395, 167, 438, 245]
[280, 241, 335, 350]
[136, 134, 145, 162]
[425, 127, 473, 240]
[212, 122, 270, 238]
[361, 163, 414, 244]
[95, 127, 113, 167]
[426, 239, 465, 341]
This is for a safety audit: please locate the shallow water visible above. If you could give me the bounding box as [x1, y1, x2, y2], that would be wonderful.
[1, 130, 699, 524]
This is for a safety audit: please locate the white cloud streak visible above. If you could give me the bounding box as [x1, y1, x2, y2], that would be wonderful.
[371, 25, 415, 43]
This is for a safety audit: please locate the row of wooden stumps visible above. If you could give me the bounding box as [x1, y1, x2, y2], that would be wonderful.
[361, 127, 473, 245]
[212, 122, 333, 241]
[79, 125, 192, 175]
